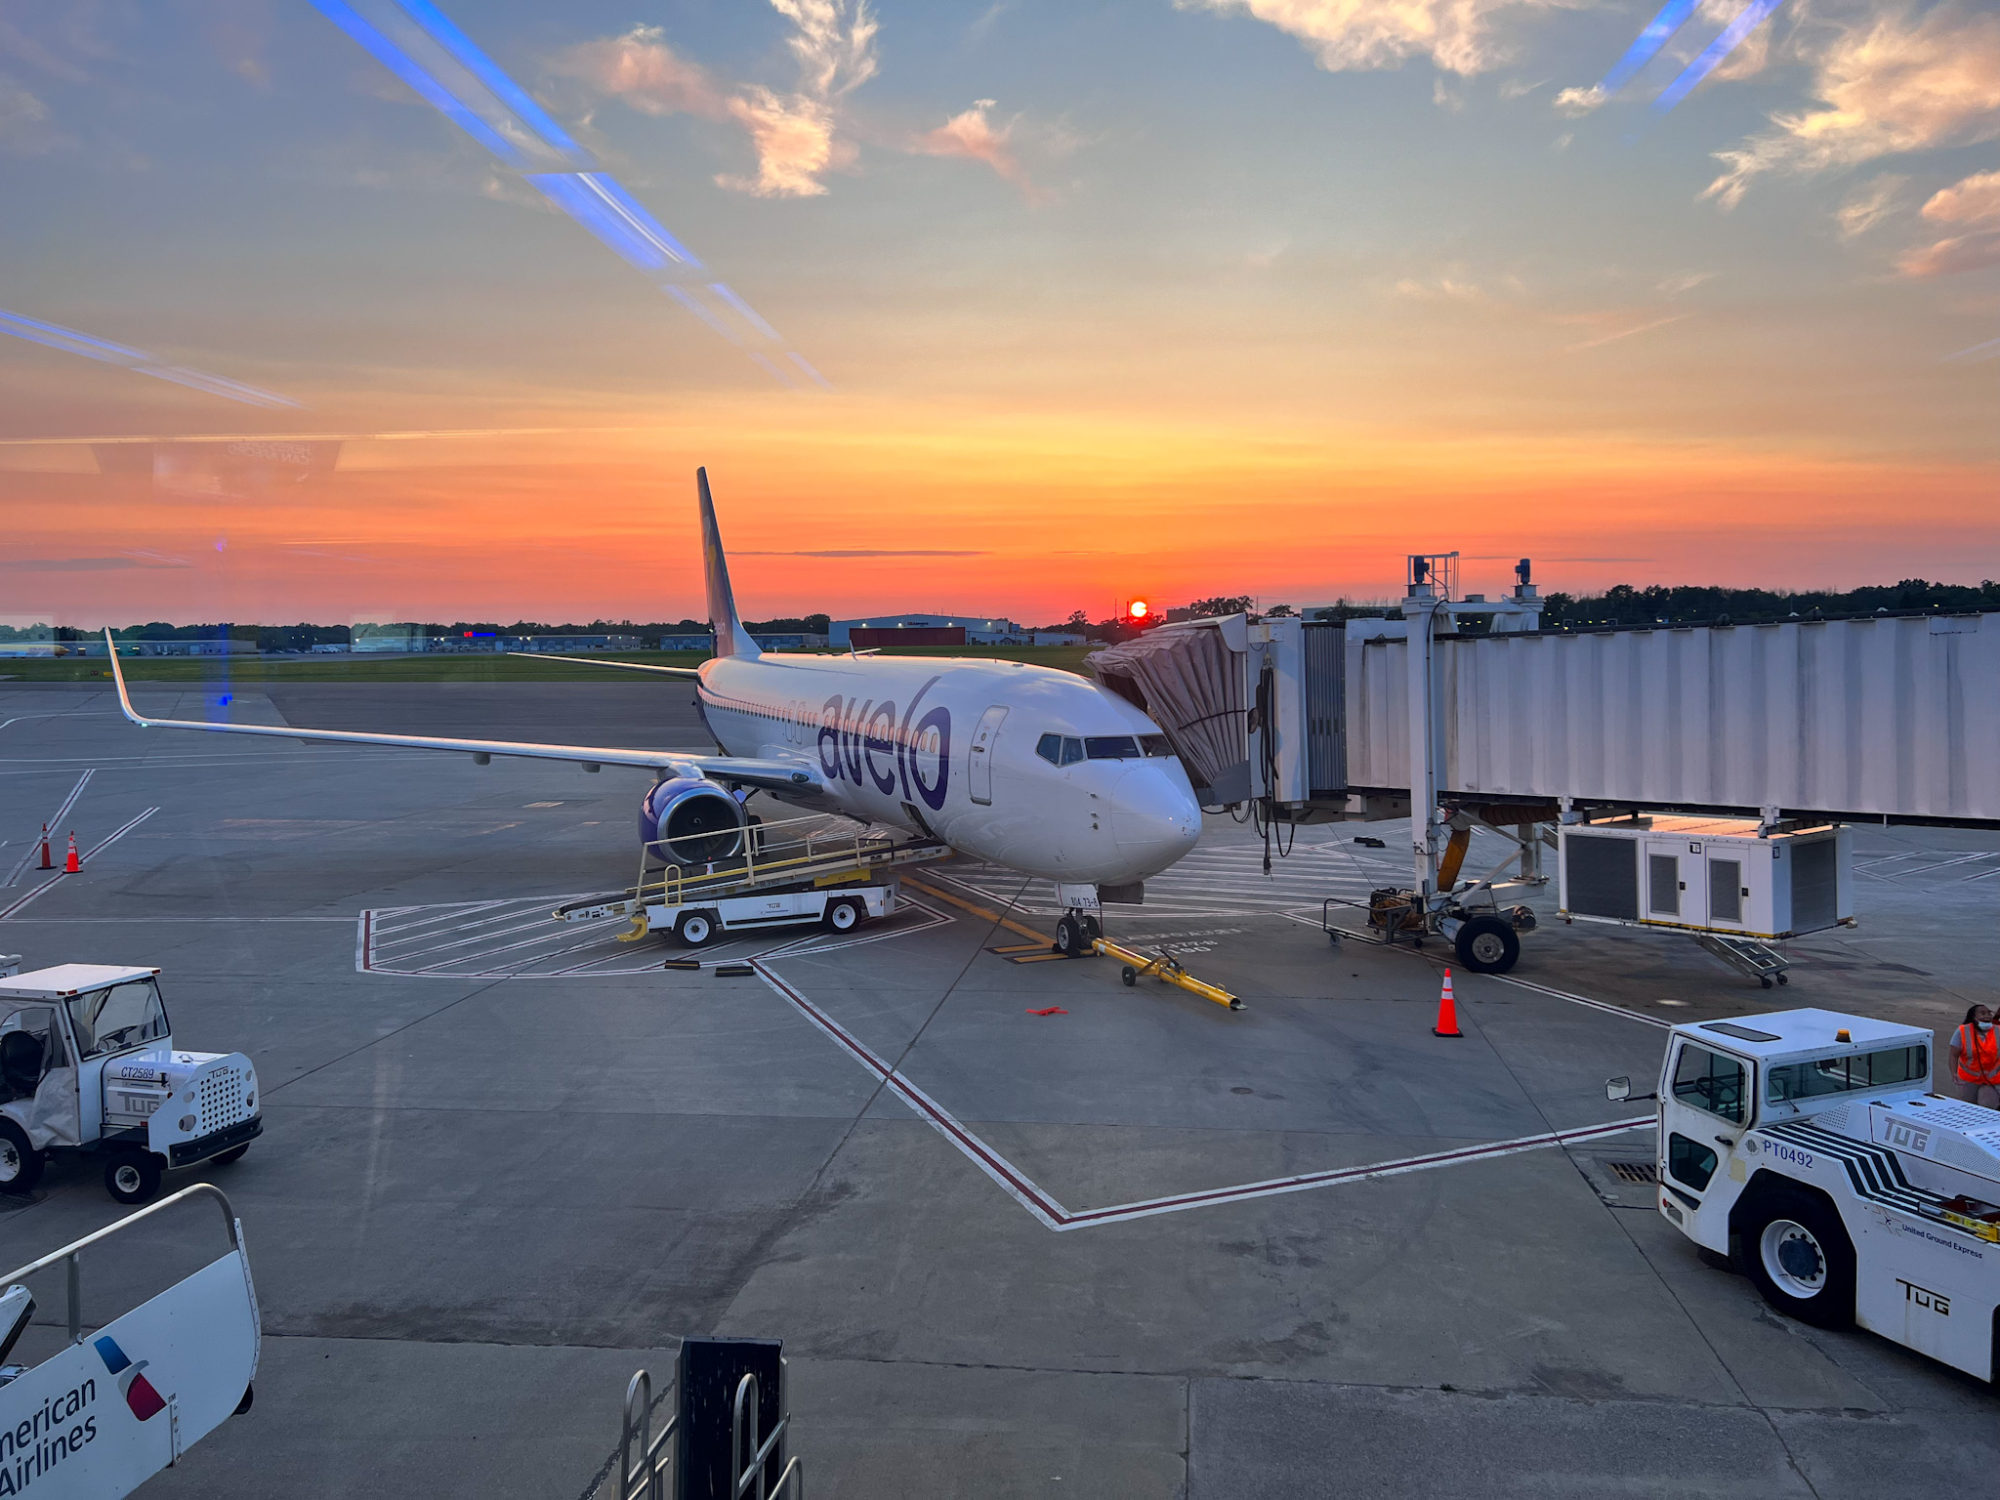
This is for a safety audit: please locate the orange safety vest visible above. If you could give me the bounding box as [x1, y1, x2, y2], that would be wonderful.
[1957, 1024, 2000, 1085]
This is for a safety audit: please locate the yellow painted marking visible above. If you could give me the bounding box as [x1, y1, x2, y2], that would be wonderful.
[903, 876, 1052, 946]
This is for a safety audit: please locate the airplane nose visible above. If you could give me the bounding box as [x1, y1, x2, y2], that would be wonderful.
[1110, 766, 1203, 870]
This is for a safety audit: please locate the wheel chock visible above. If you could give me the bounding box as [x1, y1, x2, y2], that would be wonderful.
[1092, 937, 1242, 1011]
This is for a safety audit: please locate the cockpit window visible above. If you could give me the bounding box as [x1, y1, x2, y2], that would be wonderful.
[1085, 736, 1141, 760]
[1140, 734, 1174, 757]
[1036, 734, 1090, 766]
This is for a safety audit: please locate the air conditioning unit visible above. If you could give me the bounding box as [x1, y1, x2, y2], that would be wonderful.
[1558, 816, 1851, 939]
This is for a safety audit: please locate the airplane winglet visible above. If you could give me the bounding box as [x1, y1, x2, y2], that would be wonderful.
[103, 629, 150, 726]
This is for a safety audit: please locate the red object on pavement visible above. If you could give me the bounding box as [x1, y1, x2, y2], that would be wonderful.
[1026, 1007, 1069, 1016]
[38, 825, 52, 870]
[64, 831, 80, 874]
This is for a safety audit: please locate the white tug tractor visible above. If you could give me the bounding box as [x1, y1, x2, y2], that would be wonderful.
[0, 963, 261, 1205]
[1610, 1008, 2000, 1380]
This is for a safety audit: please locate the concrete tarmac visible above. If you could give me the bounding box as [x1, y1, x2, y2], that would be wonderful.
[2, 680, 1997, 1498]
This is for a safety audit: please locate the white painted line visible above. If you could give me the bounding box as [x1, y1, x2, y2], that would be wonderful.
[364, 898, 519, 940]
[1052, 1118, 1653, 1230]
[0, 805, 157, 921]
[3, 768, 91, 887]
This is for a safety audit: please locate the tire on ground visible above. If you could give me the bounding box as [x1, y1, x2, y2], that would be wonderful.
[1737, 1183, 1856, 1329]
[1454, 914, 1520, 974]
[0, 1118, 43, 1195]
[105, 1149, 164, 1206]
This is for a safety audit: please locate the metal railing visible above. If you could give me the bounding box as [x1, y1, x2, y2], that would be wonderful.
[1, 1183, 241, 1346]
[612, 1365, 803, 1500]
[634, 812, 935, 911]
[618, 1369, 679, 1500]
[732, 1371, 802, 1500]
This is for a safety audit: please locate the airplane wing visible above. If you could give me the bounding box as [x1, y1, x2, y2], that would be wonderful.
[104, 631, 822, 794]
[504, 652, 701, 678]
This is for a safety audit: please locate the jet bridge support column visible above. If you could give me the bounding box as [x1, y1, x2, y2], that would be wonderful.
[1404, 557, 1449, 912]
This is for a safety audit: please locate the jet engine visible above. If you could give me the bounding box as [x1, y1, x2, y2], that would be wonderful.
[639, 777, 747, 865]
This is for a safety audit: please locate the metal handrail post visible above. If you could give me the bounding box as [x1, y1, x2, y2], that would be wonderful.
[621, 1370, 650, 1500]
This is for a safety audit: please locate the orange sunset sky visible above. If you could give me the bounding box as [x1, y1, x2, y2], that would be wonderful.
[3, 0, 1998, 628]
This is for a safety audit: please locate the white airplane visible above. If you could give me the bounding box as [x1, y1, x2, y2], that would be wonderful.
[106, 469, 1203, 952]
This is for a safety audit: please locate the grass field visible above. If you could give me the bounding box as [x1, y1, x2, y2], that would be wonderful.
[0, 643, 1098, 683]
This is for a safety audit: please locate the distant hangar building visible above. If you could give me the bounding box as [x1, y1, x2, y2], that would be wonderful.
[829, 615, 1082, 648]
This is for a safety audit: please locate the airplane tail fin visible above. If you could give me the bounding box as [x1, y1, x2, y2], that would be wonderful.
[698, 467, 761, 660]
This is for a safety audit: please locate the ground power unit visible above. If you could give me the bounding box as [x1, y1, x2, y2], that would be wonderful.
[1558, 816, 1852, 940]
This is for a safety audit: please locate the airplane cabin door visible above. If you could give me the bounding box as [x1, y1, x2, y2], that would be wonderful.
[968, 705, 1008, 806]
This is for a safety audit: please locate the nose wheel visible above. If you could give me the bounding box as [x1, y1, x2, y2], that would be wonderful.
[1053, 911, 1102, 958]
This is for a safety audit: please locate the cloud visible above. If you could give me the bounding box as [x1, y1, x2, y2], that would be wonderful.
[567, 2, 878, 199]
[1895, 167, 2000, 276]
[1656, 271, 1716, 297]
[1922, 167, 2000, 224]
[1180, 0, 1579, 79]
[1835, 173, 1906, 238]
[0, 75, 61, 154]
[1551, 83, 1604, 115]
[1704, 7, 2000, 210]
[1897, 232, 2000, 276]
[910, 99, 1039, 197]
[0, 555, 191, 572]
[1393, 276, 1485, 301]
[553, 25, 728, 119]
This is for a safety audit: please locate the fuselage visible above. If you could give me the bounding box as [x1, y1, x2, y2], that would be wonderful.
[695, 651, 1202, 885]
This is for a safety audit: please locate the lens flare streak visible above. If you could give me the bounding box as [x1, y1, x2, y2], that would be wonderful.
[0, 308, 298, 408]
[1653, 0, 1788, 113]
[308, 0, 816, 385]
[1595, 0, 1702, 98]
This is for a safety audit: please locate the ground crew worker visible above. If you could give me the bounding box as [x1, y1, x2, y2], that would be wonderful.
[1948, 1004, 2000, 1108]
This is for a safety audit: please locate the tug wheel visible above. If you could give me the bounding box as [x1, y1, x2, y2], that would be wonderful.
[1740, 1188, 1854, 1329]
[105, 1150, 163, 1205]
[824, 897, 863, 933]
[212, 1145, 250, 1166]
[0, 1120, 42, 1195]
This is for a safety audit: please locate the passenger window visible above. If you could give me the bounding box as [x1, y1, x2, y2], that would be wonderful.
[1060, 738, 1085, 766]
[1668, 1133, 1718, 1191]
[1671, 1044, 1747, 1124]
[1085, 736, 1140, 760]
[1036, 733, 1062, 765]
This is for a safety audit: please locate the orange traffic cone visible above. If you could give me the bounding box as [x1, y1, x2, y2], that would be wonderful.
[1432, 968, 1463, 1038]
[63, 831, 80, 874]
[37, 825, 52, 870]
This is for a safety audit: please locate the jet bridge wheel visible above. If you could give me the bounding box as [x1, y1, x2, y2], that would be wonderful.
[1454, 915, 1521, 974]
[0, 1119, 43, 1194]
[1738, 1186, 1855, 1329]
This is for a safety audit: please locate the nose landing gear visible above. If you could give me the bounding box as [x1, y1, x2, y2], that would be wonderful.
[1053, 911, 1101, 958]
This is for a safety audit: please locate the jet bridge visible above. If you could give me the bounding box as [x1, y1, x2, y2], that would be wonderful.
[1092, 557, 2000, 974]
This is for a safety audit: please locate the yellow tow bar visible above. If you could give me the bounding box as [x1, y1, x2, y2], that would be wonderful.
[1092, 937, 1242, 1011]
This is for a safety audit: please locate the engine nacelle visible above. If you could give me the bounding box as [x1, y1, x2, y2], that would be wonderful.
[639, 777, 747, 865]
